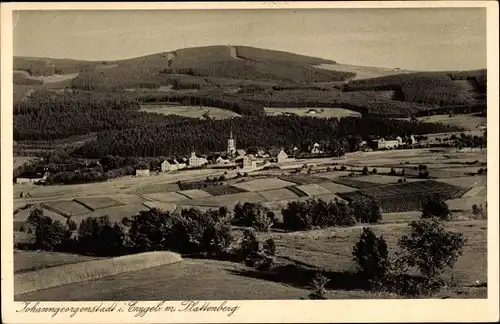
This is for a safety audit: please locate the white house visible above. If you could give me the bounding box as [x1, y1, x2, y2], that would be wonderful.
[188, 151, 208, 168]
[242, 154, 258, 169]
[236, 149, 246, 158]
[409, 135, 417, 145]
[277, 149, 288, 164]
[377, 138, 400, 149]
[135, 169, 150, 177]
[216, 156, 230, 164]
[15, 172, 48, 184]
[311, 143, 322, 154]
[161, 159, 179, 172]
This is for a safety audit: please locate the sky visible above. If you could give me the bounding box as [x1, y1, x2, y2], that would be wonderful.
[13, 8, 487, 71]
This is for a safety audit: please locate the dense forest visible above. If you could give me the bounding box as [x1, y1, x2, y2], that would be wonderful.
[74, 115, 461, 158]
[13, 90, 191, 141]
[344, 70, 487, 109]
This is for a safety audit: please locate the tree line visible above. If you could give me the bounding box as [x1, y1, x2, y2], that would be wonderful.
[344, 71, 487, 108]
[74, 115, 461, 158]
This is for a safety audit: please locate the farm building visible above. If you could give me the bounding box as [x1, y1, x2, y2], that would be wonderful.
[242, 155, 259, 169]
[277, 149, 288, 164]
[188, 151, 208, 168]
[135, 169, 150, 177]
[208, 152, 230, 164]
[377, 137, 402, 149]
[161, 159, 186, 172]
[236, 149, 247, 157]
[216, 156, 231, 164]
[15, 171, 48, 184]
[161, 159, 177, 172]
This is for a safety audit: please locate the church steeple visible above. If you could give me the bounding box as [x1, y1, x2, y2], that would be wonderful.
[227, 126, 236, 155]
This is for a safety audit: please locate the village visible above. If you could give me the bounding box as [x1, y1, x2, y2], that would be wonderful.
[14, 126, 486, 185]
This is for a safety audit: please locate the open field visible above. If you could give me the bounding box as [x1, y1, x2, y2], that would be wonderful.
[70, 203, 149, 224]
[315, 171, 355, 180]
[16, 259, 312, 301]
[356, 175, 425, 184]
[331, 177, 384, 189]
[315, 63, 412, 80]
[143, 192, 190, 202]
[14, 251, 102, 273]
[14, 168, 219, 200]
[42, 200, 91, 217]
[232, 178, 296, 192]
[139, 105, 241, 119]
[417, 114, 486, 131]
[142, 201, 178, 213]
[278, 174, 327, 185]
[437, 176, 486, 189]
[338, 180, 469, 213]
[17, 219, 486, 300]
[177, 189, 213, 199]
[258, 188, 300, 201]
[314, 181, 358, 193]
[264, 107, 361, 118]
[15, 252, 182, 296]
[260, 219, 486, 291]
[295, 184, 331, 196]
[73, 197, 125, 211]
[462, 186, 487, 198]
[446, 196, 487, 212]
[177, 189, 212, 199]
[188, 192, 266, 208]
[135, 183, 180, 195]
[201, 185, 246, 196]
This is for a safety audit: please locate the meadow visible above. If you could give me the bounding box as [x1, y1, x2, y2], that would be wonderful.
[264, 107, 361, 118]
[139, 104, 241, 119]
[16, 218, 486, 300]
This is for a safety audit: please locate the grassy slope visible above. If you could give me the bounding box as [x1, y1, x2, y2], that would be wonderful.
[14, 250, 102, 273]
[16, 219, 486, 300]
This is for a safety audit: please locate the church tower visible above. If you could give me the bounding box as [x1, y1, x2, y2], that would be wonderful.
[227, 129, 236, 155]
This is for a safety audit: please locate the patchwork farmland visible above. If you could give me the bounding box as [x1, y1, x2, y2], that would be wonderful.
[13, 136, 488, 300]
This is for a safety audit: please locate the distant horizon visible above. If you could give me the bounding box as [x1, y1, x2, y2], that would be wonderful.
[14, 8, 487, 71]
[12, 44, 488, 73]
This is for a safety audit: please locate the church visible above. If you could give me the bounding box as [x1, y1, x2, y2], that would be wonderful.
[227, 130, 236, 155]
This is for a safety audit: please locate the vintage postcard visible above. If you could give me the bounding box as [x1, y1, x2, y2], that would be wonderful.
[1, 1, 499, 323]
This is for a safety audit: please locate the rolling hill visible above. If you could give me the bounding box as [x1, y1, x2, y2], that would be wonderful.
[12, 45, 486, 151]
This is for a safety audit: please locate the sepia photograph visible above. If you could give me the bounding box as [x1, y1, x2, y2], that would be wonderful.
[1, 1, 498, 323]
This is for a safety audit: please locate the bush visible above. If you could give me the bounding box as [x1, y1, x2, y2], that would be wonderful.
[472, 204, 486, 219]
[362, 166, 369, 175]
[233, 202, 273, 231]
[398, 217, 466, 290]
[27, 208, 72, 251]
[308, 273, 330, 300]
[241, 228, 260, 266]
[389, 168, 397, 175]
[241, 230, 276, 270]
[421, 196, 451, 220]
[368, 199, 383, 223]
[372, 168, 378, 174]
[352, 228, 390, 289]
